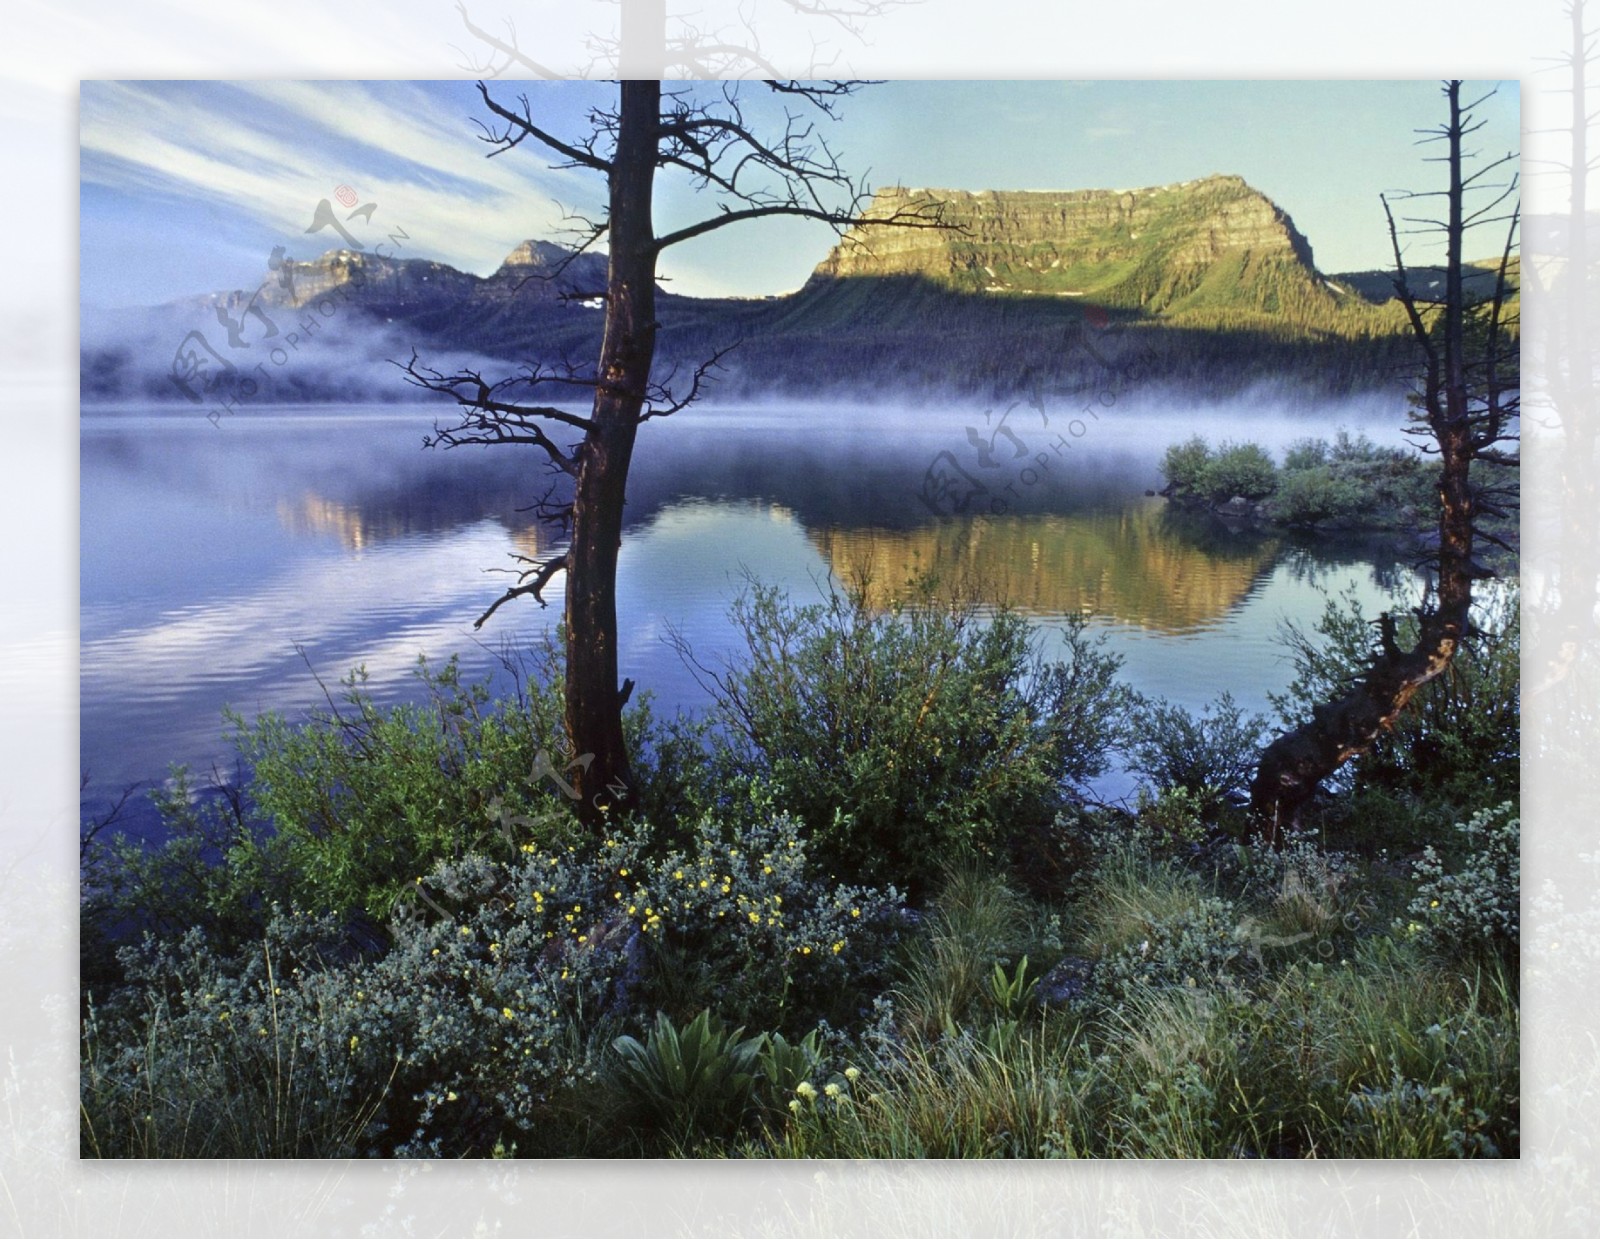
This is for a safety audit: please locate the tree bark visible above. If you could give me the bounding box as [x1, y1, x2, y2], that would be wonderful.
[564, 78, 660, 819]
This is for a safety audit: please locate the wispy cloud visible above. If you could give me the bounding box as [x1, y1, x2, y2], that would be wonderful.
[80, 81, 608, 280]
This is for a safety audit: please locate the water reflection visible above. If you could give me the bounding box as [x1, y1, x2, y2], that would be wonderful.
[81, 407, 1420, 820]
[811, 503, 1280, 633]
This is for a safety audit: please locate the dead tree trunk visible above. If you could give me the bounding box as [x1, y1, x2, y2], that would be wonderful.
[1250, 80, 1518, 840]
[562, 79, 659, 814]
[406, 69, 950, 831]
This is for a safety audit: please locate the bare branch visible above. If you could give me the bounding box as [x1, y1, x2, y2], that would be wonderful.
[475, 83, 612, 172]
[453, 2, 561, 78]
[641, 343, 740, 421]
[475, 551, 570, 627]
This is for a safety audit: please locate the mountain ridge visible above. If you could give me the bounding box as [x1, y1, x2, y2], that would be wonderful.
[83, 175, 1517, 405]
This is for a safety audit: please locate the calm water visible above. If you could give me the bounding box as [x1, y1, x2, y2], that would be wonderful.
[80, 401, 1419, 827]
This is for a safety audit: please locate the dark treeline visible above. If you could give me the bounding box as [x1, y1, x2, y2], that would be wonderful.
[84, 271, 1430, 408]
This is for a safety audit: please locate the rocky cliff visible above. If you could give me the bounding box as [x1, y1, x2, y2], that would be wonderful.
[254, 239, 609, 317]
[813, 175, 1335, 321]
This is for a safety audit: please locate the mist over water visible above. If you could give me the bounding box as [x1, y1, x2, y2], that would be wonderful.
[81, 397, 1421, 829]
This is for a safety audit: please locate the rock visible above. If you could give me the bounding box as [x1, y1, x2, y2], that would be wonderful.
[1035, 955, 1096, 1008]
[812, 176, 1320, 314]
[1217, 495, 1253, 517]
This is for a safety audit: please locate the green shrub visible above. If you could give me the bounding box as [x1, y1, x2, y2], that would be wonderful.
[1281, 436, 1330, 471]
[82, 795, 902, 1158]
[608, 793, 904, 1032]
[1327, 429, 1407, 466]
[82, 647, 684, 954]
[1125, 691, 1270, 816]
[1133, 786, 1210, 853]
[683, 576, 1131, 893]
[1270, 465, 1367, 526]
[233, 653, 582, 923]
[1405, 802, 1519, 965]
[1160, 436, 1212, 495]
[1092, 894, 1256, 1004]
[1196, 440, 1277, 502]
[83, 766, 289, 962]
[80, 915, 401, 1159]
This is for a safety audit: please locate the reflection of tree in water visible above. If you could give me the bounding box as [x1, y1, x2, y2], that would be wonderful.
[1275, 537, 1416, 597]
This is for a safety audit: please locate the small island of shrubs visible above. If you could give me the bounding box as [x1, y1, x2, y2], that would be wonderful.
[1159, 431, 1441, 532]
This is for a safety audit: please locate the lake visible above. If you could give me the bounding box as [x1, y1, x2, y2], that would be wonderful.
[80, 398, 1422, 831]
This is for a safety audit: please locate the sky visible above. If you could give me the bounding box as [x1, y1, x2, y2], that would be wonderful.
[79, 79, 1521, 309]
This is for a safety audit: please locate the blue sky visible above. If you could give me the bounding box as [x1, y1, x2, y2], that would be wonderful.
[79, 79, 1520, 308]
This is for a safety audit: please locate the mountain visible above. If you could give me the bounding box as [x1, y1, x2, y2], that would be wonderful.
[84, 175, 1513, 406]
[1326, 255, 1521, 307]
[814, 176, 1334, 320]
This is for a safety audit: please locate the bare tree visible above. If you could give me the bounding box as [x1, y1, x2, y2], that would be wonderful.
[451, 0, 922, 80]
[1249, 80, 1520, 839]
[405, 58, 944, 821]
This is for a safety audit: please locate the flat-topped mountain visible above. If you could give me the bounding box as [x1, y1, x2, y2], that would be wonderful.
[809, 176, 1362, 332]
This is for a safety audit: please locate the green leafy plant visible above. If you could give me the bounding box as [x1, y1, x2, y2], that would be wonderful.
[754, 1028, 826, 1114]
[611, 1009, 766, 1145]
[987, 955, 1038, 1019]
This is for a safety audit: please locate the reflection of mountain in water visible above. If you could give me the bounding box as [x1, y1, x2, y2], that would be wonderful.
[810, 501, 1281, 633]
[261, 421, 1162, 552]
[276, 494, 418, 550]
[278, 488, 564, 559]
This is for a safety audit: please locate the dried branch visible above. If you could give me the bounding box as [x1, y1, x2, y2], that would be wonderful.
[474, 82, 612, 171]
[452, 2, 561, 78]
[640, 343, 739, 421]
[476, 551, 571, 628]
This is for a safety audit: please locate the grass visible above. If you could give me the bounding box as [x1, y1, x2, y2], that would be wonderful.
[80, 832, 1519, 1159]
